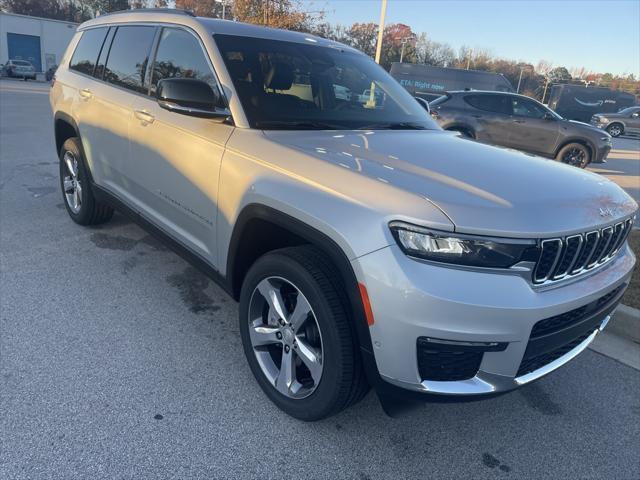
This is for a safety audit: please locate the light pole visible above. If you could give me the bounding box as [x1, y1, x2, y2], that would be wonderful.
[214, 0, 228, 20]
[399, 36, 411, 63]
[516, 65, 532, 93]
[374, 0, 388, 65]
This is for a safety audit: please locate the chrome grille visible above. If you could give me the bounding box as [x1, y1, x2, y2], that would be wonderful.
[533, 217, 634, 285]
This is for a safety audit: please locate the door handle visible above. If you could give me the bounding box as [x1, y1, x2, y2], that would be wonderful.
[79, 88, 93, 100]
[512, 119, 525, 123]
[134, 109, 155, 125]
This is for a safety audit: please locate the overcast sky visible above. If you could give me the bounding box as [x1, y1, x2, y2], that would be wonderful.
[303, 0, 640, 76]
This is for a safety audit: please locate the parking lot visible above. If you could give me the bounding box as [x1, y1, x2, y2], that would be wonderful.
[1, 79, 639, 479]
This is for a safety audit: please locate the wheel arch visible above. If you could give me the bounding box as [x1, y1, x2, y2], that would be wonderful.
[226, 203, 378, 378]
[54, 111, 80, 155]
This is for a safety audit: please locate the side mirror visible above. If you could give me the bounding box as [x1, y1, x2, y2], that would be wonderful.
[632, 112, 639, 118]
[156, 78, 228, 120]
[415, 96, 430, 113]
[543, 112, 555, 121]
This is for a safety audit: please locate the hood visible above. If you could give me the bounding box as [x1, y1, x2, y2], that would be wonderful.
[566, 119, 608, 135]
[264, 129, 637, 238]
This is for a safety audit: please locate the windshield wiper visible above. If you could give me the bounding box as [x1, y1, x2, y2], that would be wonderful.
[357, 122, 429, 130]
[255, 120, 345, 130]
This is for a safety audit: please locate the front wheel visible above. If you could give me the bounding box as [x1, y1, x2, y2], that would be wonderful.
[59, 137, 114, 225]
[239, 246, 368, 421]
[556, 142, 590, 168]
[606, 123, 623, 137]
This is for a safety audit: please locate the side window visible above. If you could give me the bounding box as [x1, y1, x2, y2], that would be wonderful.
[511, 97, 547, 119]
[464, 94, 511, 115]
[69, 27, 108, 76]
[103, 26, 156, 94]
[151, 28, 217, 95]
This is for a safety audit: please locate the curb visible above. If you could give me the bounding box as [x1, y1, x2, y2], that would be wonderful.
[609, 304, 640, 344]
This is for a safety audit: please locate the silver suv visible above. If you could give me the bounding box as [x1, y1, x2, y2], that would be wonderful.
[50, 10, 637, 420]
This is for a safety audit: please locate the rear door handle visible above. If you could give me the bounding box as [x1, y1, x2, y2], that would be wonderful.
[134, 109, 155, 125]
[79, 88, 93, 100]
[512, 119, 525, 123]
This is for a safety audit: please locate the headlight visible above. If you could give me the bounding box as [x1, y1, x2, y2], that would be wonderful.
[389, 222, 538, 268]
[599, 117, 608, 123]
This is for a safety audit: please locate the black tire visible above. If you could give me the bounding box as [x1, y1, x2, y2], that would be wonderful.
[556, 142, 591, 168]
[239, 245, 369, 421]
[606, 123, 624, 137]
[59, 137, 114, 225]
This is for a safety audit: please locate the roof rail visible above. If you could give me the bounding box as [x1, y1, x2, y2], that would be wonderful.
[96, 8, 196, 18]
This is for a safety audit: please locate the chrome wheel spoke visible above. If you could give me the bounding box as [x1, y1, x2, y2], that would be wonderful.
[275, 348, 295, 395]
[257, 279, 287, 321]
[64, 153, 77, 178]
[289, 294, 312, 332]
[63, 178, 74, 193]
[250, 325, 281, 347]
[73, 189, 80, 210]
[75, 182, 82, 200]
[295, 338, 322, 383]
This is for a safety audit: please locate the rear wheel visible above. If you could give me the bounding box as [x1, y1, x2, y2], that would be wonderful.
[606, 123, 623, 137]
[59, 137, 114, 225]
[239, 246, 369, 420]
[556, 142, 590, 168]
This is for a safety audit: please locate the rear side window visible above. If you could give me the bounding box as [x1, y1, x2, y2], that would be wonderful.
[103, 26, 156, 94]
[464, 94, 511, 115]
[69, 28, 108, 76]
[150, 28, 217, 95]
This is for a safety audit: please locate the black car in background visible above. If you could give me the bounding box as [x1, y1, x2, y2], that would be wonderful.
[430, 91, 612, 168]
[390, 63, 513, 102]
[547, 85, 636, 123]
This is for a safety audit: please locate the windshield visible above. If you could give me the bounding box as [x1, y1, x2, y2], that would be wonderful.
[214, 34, 438, 130]
[617, 106, 640, 115]
[12, 60, 31, 66]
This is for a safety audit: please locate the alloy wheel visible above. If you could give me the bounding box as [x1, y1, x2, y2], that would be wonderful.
[62, 151, 82, 213]
[248, 276, 323, 399]
[562, 147, 587, 168]
[608, 125, 622, 137]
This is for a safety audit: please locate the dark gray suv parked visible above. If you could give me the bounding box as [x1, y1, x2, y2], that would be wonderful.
[430, 91, 613, 168]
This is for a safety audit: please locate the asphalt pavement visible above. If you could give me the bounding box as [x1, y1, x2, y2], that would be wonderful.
[1, 79, 640, 479]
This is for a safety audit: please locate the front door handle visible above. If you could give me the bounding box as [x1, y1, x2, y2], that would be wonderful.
[134, 109, 155, 125]
[512, 119, 525, 124]
[79, 88, 93, 100]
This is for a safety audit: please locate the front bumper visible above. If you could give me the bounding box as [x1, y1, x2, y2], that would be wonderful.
[593, 143, 611, 163]
[353, 243, 635, 395]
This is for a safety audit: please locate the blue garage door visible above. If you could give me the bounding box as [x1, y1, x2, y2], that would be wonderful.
[7, 33, 42, 72]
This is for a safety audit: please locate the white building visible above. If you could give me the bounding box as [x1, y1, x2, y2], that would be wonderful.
[0, 12, 77, 73]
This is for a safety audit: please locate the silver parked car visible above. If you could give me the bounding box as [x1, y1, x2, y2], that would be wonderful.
[50, 10, 637, 420]
[2, 59, 37, 80]
[591, 106, 640, 137]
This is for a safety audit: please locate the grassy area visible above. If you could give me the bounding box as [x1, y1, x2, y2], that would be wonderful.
[622, 230, 640, 310]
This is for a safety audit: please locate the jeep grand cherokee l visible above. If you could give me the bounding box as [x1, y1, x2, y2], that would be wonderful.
[50, 10, 637, 420]
[430, 91, 613, 168]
